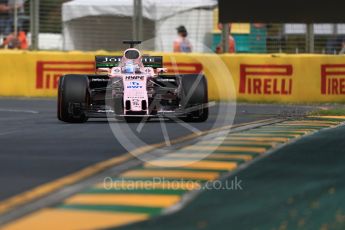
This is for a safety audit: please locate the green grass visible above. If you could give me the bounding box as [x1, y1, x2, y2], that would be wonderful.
[309, 108, 345, 116]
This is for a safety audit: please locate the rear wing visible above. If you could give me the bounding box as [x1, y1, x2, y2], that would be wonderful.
[95, 56, 163, 69]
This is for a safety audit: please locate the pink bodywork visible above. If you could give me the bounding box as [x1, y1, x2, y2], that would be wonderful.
[106, 48, 156, 115]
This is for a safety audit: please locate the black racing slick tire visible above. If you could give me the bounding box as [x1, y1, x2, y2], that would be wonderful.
[180, 74, 209, 122]
[57, 75, 89, 123]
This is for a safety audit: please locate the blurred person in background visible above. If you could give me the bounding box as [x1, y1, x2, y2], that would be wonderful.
[2, 30, 27, 49]
[0, 0, 27, 49]
[216, 35, 236, 53]
[215, 23, 236, 53]
[173, 25, 192, 53]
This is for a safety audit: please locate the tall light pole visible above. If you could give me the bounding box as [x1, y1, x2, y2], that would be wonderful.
[221, 23, 229, 53]
[30, 0, 39, 50]
[133, 0, 143, 41]
[306, 23, 314, 53]
[13, 0, 17, 36]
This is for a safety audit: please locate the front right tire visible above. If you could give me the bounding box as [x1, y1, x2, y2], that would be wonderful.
[57, 75, 89, 123]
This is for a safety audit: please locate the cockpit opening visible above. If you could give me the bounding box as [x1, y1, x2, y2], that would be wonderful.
[125, 50, 140, 60]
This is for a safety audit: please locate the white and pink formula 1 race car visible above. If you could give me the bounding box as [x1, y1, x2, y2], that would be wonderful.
[57, 41, 208, 123]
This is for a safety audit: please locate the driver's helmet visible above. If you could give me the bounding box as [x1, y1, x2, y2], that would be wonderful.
[123, 60, 139, 74]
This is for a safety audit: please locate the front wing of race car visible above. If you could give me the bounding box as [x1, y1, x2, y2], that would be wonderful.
[85, 74, 183, 118]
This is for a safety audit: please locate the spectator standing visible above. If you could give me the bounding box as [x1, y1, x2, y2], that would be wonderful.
[216, 35, 236, 53]
[2, 30, 27, 49]
[1, 0, 27, 49]
[173, 25, 192, 53]
[215, 23, 236, 53]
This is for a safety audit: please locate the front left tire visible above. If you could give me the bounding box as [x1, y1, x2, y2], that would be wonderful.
[180, 74, 209, 122]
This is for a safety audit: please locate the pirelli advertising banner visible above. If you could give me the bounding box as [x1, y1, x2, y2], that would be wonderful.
[0, 51, 345, 103]
[221, 54, 345, 102]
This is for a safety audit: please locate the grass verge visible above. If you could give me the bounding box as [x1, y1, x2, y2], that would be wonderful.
[308, 107, 345, 116]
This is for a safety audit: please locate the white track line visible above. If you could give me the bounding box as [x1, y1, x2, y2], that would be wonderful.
[0, 109, 39, 114]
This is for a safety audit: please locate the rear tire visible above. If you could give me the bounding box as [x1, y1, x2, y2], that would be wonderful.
[57, 75, 89, 123]
[180, 74, 209, 122]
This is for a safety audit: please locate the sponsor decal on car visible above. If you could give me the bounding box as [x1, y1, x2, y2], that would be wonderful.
[132, 99, 141, 109]
[239, 64, 293, 95]
[125, 75, 145, 81]
[91, 78, 109, 82]
[321, 64, 345, 95]
[156, 78, 176, 82]
[102, 57, 122, 63]
[127, 81, 143, 89]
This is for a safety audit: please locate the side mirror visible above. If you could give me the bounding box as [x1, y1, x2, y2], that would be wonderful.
[157, 68, 168, 74]
[96, 68, 110, 74]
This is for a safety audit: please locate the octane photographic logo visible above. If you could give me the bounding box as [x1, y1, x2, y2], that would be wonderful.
[105, 38, 237, 168]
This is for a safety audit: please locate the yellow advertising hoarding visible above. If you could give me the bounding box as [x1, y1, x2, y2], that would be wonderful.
[222, 54, 345, 102]
[0, 51, 345, 103]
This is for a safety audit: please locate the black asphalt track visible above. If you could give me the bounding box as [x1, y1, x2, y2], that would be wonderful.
[0, 98, 315, 201]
